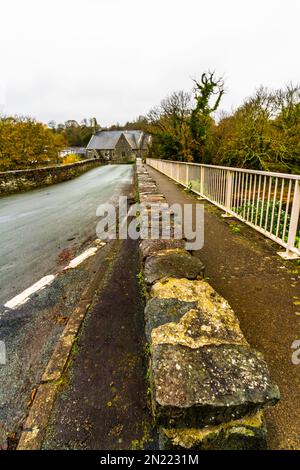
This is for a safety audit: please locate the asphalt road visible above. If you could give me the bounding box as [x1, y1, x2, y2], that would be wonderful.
[0, 164, 133, 307]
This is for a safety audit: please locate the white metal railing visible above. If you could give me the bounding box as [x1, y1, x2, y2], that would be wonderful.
[146, 158, 300, 259]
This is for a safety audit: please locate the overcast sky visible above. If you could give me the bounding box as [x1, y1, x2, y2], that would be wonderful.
[0, 0, 299, 126]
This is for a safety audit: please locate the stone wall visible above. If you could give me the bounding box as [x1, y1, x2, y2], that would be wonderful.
[114, 134, 135, 162]
[87, 146, 136, 163]
[136, 162, 280, 450]
[0, 159, 104, 196]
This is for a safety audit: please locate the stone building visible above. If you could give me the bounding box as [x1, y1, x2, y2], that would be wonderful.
[86, 130, 151, 162]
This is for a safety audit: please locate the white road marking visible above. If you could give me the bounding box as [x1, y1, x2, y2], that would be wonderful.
[64, 247, 98, 270]
[3, 241, 106, 310]
[4, 275, 56, 309]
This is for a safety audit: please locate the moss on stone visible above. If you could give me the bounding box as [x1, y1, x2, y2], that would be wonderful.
[160, 411, 267, 450]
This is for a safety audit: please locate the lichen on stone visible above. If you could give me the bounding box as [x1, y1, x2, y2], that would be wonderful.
[160, 411, 267, 450]
[151, 306, 247, 349]
[150, 278, 247, 346]
[152, 343, 280, 428]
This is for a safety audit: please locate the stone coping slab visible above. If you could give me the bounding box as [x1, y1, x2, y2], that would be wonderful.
[152, 343, 280, 428]
[159, 411, 267, 450]
[145, 297, 198, 341]
[148, 278, 247, 347]
[144, 249, 205, 285]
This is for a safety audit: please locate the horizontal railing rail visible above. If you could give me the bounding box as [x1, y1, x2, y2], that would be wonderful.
[146, 158, 300, 259]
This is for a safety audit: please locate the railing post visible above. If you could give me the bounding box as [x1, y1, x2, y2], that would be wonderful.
[177, 163, 180, 182]
[279, 180, 300, 259]
[186, 164, 189, 187]
[222, 170, 233, 217]
[200, 166, 204, 196]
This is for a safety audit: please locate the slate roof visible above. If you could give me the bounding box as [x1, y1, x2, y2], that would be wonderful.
[86, 130, 150, 150]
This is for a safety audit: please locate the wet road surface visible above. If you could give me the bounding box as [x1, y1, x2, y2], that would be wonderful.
[0, 164, 133, 306]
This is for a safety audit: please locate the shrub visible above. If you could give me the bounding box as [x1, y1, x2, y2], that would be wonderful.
[61, 153, 81, 164]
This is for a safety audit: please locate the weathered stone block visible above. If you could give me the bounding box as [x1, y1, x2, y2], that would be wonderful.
[138, 184, 158, 192]
[139, 222, 182, 240]
[149, 278, 279, 428]
[149, 278, 247, 347]
[144, 297, 198, 341]
[140, 194, 166, 203]
[140, 238, 185, 259]
[144, 249, 204, 285]
[159, 412, 267, 450]
[140, 229, 181, 240]
[151, 343, 280, 428]
[151, 307, 247, 349]
[139, 239, 186, 259]
[140, 202, 169, 210]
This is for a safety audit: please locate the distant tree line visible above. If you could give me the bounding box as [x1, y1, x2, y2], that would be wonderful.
[146, 73, 300, 174]
[0, 114, 149, 171]
[48, 117, 100, 147]
[0, 116, 65, 171]
[48, 115, 148, 148]
[1, 74, 299, 173]
[105, 116, 148, 132]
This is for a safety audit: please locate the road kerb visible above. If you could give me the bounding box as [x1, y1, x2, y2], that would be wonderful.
[16, 383, 59, 450]
[16, 240, 120, 450]
[16, 299, 92, 450]
[42, 302, 89, 383]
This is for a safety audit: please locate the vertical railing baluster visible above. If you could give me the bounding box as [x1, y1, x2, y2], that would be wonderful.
[255, 175, 262, 226]
[247, 174, 252, 221]
[282, 180, 292, 242]
[237, 171, 242, 212]
[276, 179, 285, 239]
[251, 174, 257, 223]
[270, 177, 278, 235]
[224, 170, 233, 214]
[264, 177, 272, 232]
[260, 176, 267, 228]
[186, 164, 189, 187]
[243, 174, 249, 219]
[286, 180, 300, 256]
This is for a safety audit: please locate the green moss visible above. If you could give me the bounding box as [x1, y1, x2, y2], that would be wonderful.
[144, 342, 151, 356]
[53, 336, 80, 392]
[162, 411, 265, 449]
[184, 182, 193, 193]
[131, 422, 153, 450]
[137, 271, 148, 299]
[229, 223, 242, 234]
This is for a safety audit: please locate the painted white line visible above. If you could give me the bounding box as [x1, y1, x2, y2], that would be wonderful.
[3, 241, 106, 311]
[4, 275, 56, 310]
[64, 247, 98, 270]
